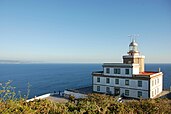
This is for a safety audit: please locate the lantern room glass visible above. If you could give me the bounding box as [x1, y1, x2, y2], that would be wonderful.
[129, 45, 138, 52]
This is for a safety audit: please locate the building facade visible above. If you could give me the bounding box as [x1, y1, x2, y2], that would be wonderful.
[92, 40, 163, 99]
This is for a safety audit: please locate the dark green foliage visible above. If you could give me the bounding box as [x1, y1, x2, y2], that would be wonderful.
[68, 95, 75, 102]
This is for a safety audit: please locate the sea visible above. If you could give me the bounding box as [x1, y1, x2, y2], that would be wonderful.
[0, 64, 170, 98]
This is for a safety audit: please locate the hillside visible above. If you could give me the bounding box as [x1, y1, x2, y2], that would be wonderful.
[0, 94, 171, 114]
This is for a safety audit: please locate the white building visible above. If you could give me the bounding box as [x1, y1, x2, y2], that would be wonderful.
[92, 40, 163, 99]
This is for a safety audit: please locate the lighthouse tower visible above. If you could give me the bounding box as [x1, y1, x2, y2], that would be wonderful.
[92, 39, 163, 99]
[122, 40, 145, 72]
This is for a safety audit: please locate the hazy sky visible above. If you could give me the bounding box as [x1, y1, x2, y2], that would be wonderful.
[0, 0, 171, 63]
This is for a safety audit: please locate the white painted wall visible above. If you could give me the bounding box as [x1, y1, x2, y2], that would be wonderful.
[103, 67, 132, 77]
[93, 76, 149, 99]
[64, 90, 87, 99]
[93, 85, 114, 94]
[132, 66, 139, 74]
[150, 73, 163, 98]
[93, 73, 163, 99]
[26, 93, 51, 102]
[93, 85, 148, 99]
[120, 88, 148, 99]
[93, 76, 148, 90]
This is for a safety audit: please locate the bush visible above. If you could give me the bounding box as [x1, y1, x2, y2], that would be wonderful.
[0, 81, 171, 114]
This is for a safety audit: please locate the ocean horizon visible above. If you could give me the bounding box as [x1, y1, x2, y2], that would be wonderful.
[0, 63, 170, 98]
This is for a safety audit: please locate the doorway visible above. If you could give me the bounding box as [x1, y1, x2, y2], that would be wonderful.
[114, 88, 120, 96]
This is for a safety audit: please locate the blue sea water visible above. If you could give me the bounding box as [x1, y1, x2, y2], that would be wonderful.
[0, 64, 170, 98]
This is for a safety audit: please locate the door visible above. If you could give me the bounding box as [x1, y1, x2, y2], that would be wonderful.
[114, 88, 120, 96]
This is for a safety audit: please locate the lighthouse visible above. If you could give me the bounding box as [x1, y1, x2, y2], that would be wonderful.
[123, 40, 145, 72]
[92, 39, 163, 99]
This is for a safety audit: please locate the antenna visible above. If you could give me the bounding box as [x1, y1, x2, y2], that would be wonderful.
[128, 35, 133, 42]
[128, 34, 140, 42]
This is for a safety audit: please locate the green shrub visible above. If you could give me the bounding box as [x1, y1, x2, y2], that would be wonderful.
[0, 81, 171, 114]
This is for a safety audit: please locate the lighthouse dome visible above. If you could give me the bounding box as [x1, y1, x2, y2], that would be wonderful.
[129, 40, 138, 47]
[128, 40, 139, 53]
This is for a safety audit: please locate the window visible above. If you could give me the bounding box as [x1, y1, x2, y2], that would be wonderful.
[106, 87, 110, 93]
[115, 79, 119, 84]
[125, 90, 129, 96]
[125, 69, 129, 75]
[114, 69, 117, 74]
[138, 81, 142, 87]
[97, 86, 100, 91]
[106, 78, 110, 84]
[138, 91, 142, 97]
[152, 80, 154, 86]
[125, 80, 129, 86]
[157, 78, 159, 84]
[106, 68, 110, 74]
[152, 91, 154, 97]
[155, 79, 156, 85]
[97, 77, 100, 83]
[114, 68, 120, 74]
[157, 88, 159, 93]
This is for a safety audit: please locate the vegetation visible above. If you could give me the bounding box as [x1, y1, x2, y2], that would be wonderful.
[0, 81, 171, 114]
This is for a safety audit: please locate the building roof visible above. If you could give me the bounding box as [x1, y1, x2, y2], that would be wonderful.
[137, 72, 158, 76]
[122, 55, 145, 58]
[134, 71, 163, 78]
[103, 63, 139, 67]
[92, 71, 162, 80]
